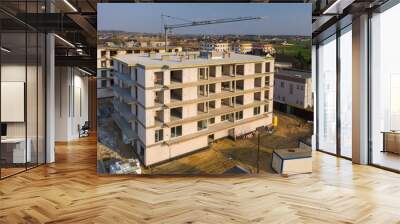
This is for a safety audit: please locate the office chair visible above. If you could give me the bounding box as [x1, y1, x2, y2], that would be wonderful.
[79, 121, 90, 138]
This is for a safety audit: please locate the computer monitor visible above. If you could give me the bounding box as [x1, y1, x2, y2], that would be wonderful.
[1, 123, 7, 137]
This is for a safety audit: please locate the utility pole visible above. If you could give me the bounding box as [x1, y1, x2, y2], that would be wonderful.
[257, 131, 260, 174]
[164, 28, 168, 52]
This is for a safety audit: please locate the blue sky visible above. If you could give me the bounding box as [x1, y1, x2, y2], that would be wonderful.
[98, 3, 311, 36]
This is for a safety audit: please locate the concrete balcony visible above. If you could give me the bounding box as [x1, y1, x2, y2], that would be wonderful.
[113, 99, 135, 122]
[164, 72, 272, 90]
[165, 100, 267, 127]
[165, 112, 271, 146]
[221, 81, 234, 93]
[112, 86, 135, 104]
[170, 88, 183, 103]
[114, 71, 134, 86]
[221, 97, 234, 108]
[154, 119, 164, 128]
[170, 107, 183, 122]
[112, 112, 136, 144]
[254, 92, 262, 102]
[167, 86, 271, 109]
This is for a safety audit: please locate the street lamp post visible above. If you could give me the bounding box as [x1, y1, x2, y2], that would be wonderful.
[257, 131, 260, 174]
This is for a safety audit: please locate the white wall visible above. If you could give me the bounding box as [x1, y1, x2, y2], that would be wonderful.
[54, 67, 89, 141]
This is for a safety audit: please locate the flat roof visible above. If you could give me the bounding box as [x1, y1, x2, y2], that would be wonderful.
[98, 46, 182, 51]
[276, 68, 311, 79]
[113, 52, 273, 69]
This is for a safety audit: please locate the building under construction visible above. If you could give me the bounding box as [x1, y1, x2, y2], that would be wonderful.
[111, 50, 275, 166]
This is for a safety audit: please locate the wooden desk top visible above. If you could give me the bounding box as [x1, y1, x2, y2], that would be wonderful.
[1, 138, 29, 143]
[381, 131, 400, 134]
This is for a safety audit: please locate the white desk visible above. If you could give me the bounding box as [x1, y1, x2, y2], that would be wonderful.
[1, 138, 31, 163]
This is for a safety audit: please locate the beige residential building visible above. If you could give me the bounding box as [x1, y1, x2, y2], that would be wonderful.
[274, 68, 312, 110]
[112, 51, 275, 166]
[233, 42, 253, 54]
[252, 43, 276, 55]
[200, 41, 231, 52]
[232, 42, 276, 55]
[149, 41, 170, 47]
[97, 46, 183, 98]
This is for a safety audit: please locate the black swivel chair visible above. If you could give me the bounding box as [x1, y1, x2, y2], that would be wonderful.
[79, 121, 90, 138]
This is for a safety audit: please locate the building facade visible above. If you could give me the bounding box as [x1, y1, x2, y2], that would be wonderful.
[112, 52, 275, 166]
[233, 42, 253, 54]
[252, 43, 276, 55]
[97, 46, 183, 98]
[274, 69, 313, 111]
[200, 41, 231, 52]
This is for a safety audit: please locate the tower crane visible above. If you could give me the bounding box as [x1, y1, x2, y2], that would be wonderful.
[161, 15, 263, 52]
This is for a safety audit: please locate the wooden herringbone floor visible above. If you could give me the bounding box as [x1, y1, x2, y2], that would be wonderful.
[1, 135, 400, 224]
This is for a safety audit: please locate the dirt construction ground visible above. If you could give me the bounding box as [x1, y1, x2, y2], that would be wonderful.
[144, 112, 313, 175]
[97, 97, 313, 175]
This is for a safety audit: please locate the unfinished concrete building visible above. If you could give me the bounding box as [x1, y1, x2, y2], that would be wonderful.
[112, 51, 275, 166]
[97, 46, 183, 98]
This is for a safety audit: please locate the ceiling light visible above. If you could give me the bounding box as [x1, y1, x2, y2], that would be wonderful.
[1, 47, 11, 53]
[76, 48, 84, 55]
[78, 67, 93, 76]
[54, 34, 75, 48]
[322, 0, 355, 15]
[63, 0, 78, 12]
[322, 0, 343, 14]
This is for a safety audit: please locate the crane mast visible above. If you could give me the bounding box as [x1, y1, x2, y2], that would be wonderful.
[162, 16, 263, 52]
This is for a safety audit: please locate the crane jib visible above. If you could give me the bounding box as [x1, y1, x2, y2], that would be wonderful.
[162, 15, 263, 51]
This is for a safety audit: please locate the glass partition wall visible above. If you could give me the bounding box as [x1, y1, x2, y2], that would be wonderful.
[0, 3, 46, 179]
[314, 0, 400, 171]
[317, 34, 337, 155]
[339, 25, 352, 159]
[370, 2, 400, 171]
[316, 24, 353, 159]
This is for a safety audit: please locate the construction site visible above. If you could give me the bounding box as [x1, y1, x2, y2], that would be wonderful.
[98, 110, 312, 174]
[97, 12, 313, 174]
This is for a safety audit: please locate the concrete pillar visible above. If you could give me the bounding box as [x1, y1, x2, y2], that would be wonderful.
[352, 14, 369, 164]
[46, 33, 55, 163]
